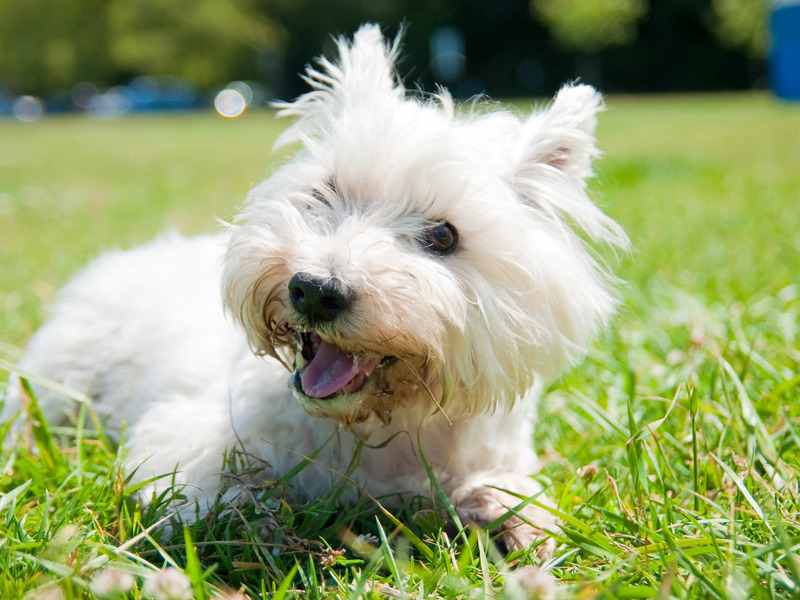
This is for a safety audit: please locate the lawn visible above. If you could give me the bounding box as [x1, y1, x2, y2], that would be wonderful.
[0, 93, 798, 599]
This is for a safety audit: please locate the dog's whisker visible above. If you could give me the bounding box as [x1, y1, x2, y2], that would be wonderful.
[395, 355, 452, 426]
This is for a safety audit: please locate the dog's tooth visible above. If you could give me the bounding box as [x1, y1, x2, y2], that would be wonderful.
[295, 352, 307, 371]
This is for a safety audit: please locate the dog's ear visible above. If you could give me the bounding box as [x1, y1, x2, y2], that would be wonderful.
[519, 84, 603, 182]
[275, 24, 404, 146]
[512, 84, 628, 246]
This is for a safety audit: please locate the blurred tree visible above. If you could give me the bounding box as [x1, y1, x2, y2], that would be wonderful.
[530, 0, 648, 88]
[0, 0, 766, 100]
[531, 0, 648, 52]
[0, 0, 282, 95]
[710, 0, 768, 57]
[0, 0, 114, 95]
[108, 0, 282, 88]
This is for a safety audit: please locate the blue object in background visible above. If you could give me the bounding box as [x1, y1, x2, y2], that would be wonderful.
[771, 0, 800, 99]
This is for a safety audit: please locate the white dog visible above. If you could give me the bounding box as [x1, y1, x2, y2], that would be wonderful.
[3, 25, 627, 554]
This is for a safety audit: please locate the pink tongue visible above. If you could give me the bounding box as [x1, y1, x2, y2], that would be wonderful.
[300, 339, 374, 398]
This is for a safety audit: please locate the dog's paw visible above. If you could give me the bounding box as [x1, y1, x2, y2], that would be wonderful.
[453, 485, 557, 558]
[504, 565, 556, 600]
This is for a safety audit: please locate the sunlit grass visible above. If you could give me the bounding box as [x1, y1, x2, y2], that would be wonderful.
[595, 93, 800, 299]
[1, 94, 799, 598]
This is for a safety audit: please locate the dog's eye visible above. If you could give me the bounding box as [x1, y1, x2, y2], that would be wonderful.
[421, 221, 459, 255]
[310, 189, 332, 208]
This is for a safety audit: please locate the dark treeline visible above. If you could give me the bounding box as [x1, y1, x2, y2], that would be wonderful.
[0, 0, 767, 100]
[275, 0, 764, 99]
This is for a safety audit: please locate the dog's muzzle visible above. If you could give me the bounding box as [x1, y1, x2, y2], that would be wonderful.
[292, 331, 381, 399]
[287, 272, 382, 400]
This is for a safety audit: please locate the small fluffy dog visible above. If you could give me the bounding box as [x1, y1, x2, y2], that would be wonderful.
[4, 25, 627, 554]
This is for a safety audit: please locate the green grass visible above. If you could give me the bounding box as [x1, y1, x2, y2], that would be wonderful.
[1, 93, 799, 599]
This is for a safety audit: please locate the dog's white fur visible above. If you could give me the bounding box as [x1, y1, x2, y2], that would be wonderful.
[3, 25, 627, 553]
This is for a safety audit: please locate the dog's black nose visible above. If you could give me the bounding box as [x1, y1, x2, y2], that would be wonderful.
[288, 273, 350, 323]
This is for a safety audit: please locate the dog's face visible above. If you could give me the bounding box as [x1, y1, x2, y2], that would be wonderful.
[223, 25, 627, 424]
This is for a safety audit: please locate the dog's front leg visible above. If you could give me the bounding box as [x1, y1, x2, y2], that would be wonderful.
[449, 474, 557, 557]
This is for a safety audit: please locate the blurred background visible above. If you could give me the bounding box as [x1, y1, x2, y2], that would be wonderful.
[1, 0, 798, 119]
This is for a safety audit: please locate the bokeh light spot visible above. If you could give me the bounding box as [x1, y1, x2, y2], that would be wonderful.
[214, 89, 246, 118]
[13, 96, 46, 121]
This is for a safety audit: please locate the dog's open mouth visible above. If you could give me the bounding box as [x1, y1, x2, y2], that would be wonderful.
[292, 331, 383, 399]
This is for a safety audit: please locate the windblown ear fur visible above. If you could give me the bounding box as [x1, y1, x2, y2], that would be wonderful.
[519, 84, 603, 181]
[275, 24, 403, 146]
[513, 84, 628, 247]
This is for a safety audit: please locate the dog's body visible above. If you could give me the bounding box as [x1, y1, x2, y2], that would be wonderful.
[3, 26, 626, 553]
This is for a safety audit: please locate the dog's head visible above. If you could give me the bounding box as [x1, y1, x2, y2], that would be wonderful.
[223, 24, 628, 424]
